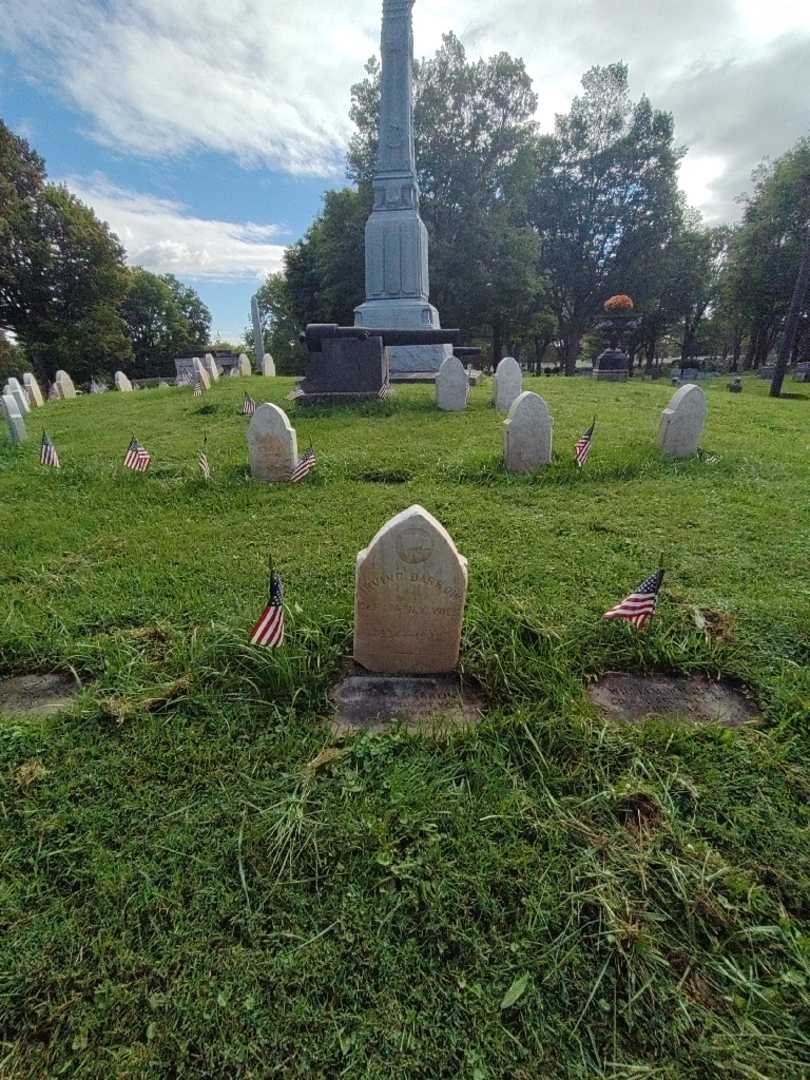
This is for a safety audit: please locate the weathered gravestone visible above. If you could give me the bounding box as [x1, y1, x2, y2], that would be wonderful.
[114, 371, 133, 392]
[204, 354, 220, 381]
[192, 358, 210, 391]
[503, 391, 553, 473]
[354, 505, 468, 675]
[657, 383, 707, 458]
[728, 376, 743, 393]
[237, 354, 252, 377]
[435, 355, 468, 412]
[260, 354, 276, 377]
[247, 403, 298, 482]
[54, 370, 76, 399]
[493, 356, 522, 413]
[4, 378, 30, 415]
[1, 393, 26, 443]
[23, 373, 44, 407]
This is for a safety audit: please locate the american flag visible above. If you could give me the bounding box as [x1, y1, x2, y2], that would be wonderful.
[603, 569, 664, 630]
[40, 430, 60, 468]
[378, 380, 391, 400]
[575, 419, 595, 468]
[193, 380, 203, 397]
[250, 569, 285, 647]
[123, 436, 152, 472]
[290, 447, 316, 483]
[242, 393, 256, 416]
[197, 444, 211, 480]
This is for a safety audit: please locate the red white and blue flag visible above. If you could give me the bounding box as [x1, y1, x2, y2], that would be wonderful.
[575, 419, 595, 468]
[378, 380, 391, 400]
[123, 436, 152, 472]
[197, 443, 211, 480]
[40, 430, 60, 468]
[290, 447, 316, 483]
[250, 569, 285, 647]
[603, 569, 664, 630]
[242, 393, 256, 416]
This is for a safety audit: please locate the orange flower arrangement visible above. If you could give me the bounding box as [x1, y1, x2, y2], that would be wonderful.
[604, 294, 634, 313]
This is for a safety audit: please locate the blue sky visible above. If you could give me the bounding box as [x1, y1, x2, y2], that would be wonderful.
[2, 0, 809, 345]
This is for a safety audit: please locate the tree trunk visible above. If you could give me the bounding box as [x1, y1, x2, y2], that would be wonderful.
[730, 334, 742, 372]
[771, 229, 810, 397]
[563, 332, 580, 376]
[492, 319, 503, 370]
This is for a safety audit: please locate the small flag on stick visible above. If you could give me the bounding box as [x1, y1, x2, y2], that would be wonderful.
[378, 379, 391, 400]
[193, 379, 203, 397]
[290, 446, 316, 483]
[40, 430, 60, 468]
[250, 564, 285, 647]
[603, 568, 664, 630]
[197, 439, 211, 480]
[575, 418, 595, 468]
[242, 393, 256, 416]
[123, 436, 152, 472]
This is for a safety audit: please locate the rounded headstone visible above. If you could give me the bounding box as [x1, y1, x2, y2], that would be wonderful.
[114, 370, 133, 392]
[247, 403, 298, 482]
[54, 370, 77, 399]
[657, 383, 707, 458]
[503, 391, 553, 473]
[435, 355, 468, 412]
[493, 356, 522, 413]
[261, 354, 276, 377]
[193, 357, 211, 391]
[204, 353, 220, 381]
[2, 393, 27, 443]
[4, 377, 30, 415]
[23, 373, 44, 408]
[238, 353, 252, 377]
[354, 505, 468, 675]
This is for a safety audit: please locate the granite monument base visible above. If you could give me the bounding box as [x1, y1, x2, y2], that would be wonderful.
[354, 297, 452, 375]
[594, 349, 629, 381]
[295, 336, 389, 406]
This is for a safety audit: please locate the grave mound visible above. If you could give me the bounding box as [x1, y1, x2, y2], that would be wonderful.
[588, 672, 760, 727]
[0, 673, 80, 718]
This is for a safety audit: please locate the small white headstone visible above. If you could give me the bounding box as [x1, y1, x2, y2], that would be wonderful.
[657, 383, 707, 458]
[260, 354, 276, 377]
[503, 391, 553, 473]
[247, 403, 298, 482]
[193, 358, 211, 391]
[23, 373, 44, 407]
[237, 353, 252, 377]
[354, 505, 468, 674]
[54, 370, 77, 399]
[493, 357, 522, 413]
[114, 371, 133, 392]
[435, 355, 468, 412]
[4, 377, 30, 415]
[2, 393, 26, 443]
[204, 353, 220, 381]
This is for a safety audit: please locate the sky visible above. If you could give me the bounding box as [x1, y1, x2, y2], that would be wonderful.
[1, 0, 809, 345]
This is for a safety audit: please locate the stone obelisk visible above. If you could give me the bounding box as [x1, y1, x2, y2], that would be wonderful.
[353, 0, 450, 376]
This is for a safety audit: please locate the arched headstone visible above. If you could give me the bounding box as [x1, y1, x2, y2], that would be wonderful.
[435, 355, 468, 412]
[193, 358, 211, 391]
[23, 373, 44, 407]
[238, 354, 252, 377]
[4, 378, 30, 415]
[657, 383, 706, 458]
[2, 393, 26, 443]
[54, 370, 77, 399]
[493, 356, 522, 413]
[261, 354, 276, 377]
[247, 403, 298, 482]
[354, 505, 468, 674]
[114, 371, 133, 392]
[204, 354, 220, 381]
[503, 391, 553, 473]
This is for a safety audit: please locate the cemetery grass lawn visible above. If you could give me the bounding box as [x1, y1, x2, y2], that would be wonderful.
[1, 375, 810, 1079]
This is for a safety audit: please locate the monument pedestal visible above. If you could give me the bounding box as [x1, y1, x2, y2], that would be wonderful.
[354, 297, 452, 376]
[594, 349, 629, 381]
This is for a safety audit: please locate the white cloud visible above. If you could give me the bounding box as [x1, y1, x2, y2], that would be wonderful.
[4, 0, 810, 220]
[63, 174, 286, 280]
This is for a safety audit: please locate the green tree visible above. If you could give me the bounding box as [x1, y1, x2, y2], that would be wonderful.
[121, 269, 211, 378]
[161, 273, 211, 350]
[529, 63, 684, 373]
